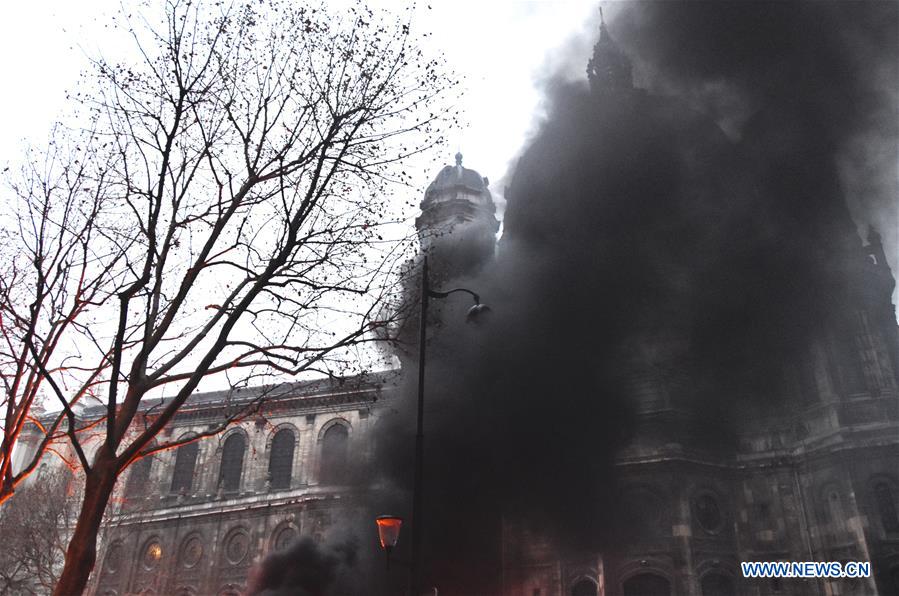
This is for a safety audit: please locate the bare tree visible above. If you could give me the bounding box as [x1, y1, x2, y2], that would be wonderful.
[0, 1, 452, 593]
[0, 468, 80, 595]
[0, 130, 120, 503]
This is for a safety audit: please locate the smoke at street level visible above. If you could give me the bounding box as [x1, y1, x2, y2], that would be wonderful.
[362, 2, 898, 594]
[247, 537, 359, 596]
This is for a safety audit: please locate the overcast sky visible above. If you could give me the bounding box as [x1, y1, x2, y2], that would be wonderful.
[0, 1, 618, 397]
[0, 1, 604, 201]
[4, 0, 894, 293]
[3, 2, 896, 400]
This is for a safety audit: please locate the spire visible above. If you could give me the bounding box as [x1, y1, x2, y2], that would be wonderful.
[598, 6, 614, 47]
[587, 5, 633, 95]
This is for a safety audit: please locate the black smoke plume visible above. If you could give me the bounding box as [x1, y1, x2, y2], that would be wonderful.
[365, 2, 897, 594]
[247, 537, 359, 596]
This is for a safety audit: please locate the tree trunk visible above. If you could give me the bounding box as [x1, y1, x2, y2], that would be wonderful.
[52, 453, 118, 596]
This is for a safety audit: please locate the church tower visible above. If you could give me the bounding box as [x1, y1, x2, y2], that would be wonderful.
[415, 152, 499, 283]
[586, 8, 634, 95]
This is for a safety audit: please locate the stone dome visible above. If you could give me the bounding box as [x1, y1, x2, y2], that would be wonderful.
[421, 152, 491, 208]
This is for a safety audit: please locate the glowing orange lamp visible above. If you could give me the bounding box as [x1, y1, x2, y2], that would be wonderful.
[376, 515, 403, 552]
[376, 514, 403, 570]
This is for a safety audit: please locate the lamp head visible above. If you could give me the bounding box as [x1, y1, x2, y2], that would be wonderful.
[466, 303, 492, 325]
[375, 515, 403, 551]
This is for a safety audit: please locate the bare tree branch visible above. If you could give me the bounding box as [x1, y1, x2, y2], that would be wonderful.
[0, 1, 454, 594]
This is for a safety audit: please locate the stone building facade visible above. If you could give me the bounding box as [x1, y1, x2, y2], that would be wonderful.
[81, 374, 394, 596]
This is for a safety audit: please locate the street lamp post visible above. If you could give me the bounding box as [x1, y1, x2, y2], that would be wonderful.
[375, 515, 404, 570]
[410, 255, 488, 595]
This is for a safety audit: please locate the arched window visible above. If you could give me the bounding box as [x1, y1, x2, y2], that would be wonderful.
[221, 528, 250, 565]
[268, 429, 295, 490]
[701, 573, 736, 596]
[141, 539, 163, 571]
[875, 482, 899, 533]
[219, 434, 246, 492]
[319, 424, 349, 485]
[102, 541, 123, 574]
[623, 573, 670, 596]
[179, 535, 204, 570]
[826, 489, 846, 534]
[125, 456, 153, 498]
[693, 493, 723, 533]
[272, 524, 298, 552]
[571, 579, 597, 596]
[171, 442, 199, 494]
